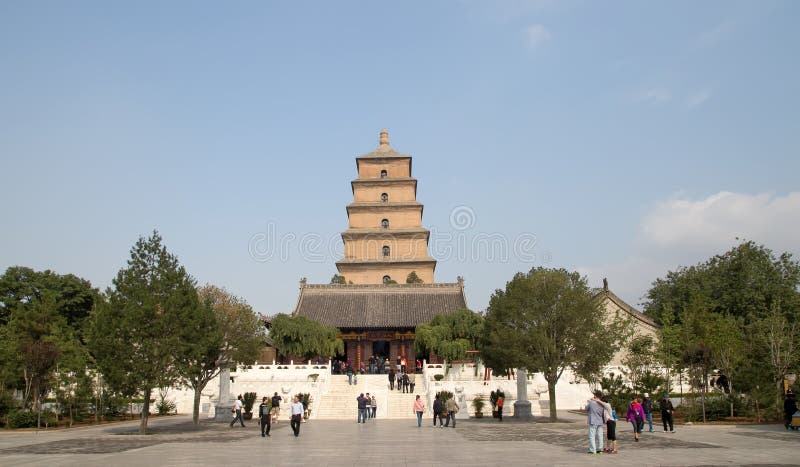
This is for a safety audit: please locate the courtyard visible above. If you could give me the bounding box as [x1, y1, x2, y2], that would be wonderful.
[0, 411, 796, 466]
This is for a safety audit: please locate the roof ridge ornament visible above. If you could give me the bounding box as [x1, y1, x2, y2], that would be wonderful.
[376, 128, 393, 152]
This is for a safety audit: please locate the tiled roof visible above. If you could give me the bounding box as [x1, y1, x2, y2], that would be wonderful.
[292, 283, 468, 330]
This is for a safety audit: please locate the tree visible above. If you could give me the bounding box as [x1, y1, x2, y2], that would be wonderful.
[330, 274, 346, 285]
[414, 309, 483, 364]
[178, 285, 264, 425]
[707, 313, 745, 417]
[8, 294, 64, 428]
[88, 231, 199, 434]
[481, 267, 619, 421]
[269, 314, 343, 361]
[406, 271, 423, 284]
[0, 266, 97, 329]
[621, 335, 656, 391]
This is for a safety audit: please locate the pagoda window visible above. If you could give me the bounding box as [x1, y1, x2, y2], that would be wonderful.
[381, 193, 388, 203]
[381, 219, 389, 229]
[383, 275, 392, 283]
[382, 246, 390, 257]
[380, 169, 387, 178]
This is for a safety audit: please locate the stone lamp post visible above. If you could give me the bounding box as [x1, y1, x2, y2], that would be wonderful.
[213, 364, 234, 422]
[513, 368, 533, 420]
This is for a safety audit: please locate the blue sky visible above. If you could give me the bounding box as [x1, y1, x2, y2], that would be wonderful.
[1, 0, 798, 315]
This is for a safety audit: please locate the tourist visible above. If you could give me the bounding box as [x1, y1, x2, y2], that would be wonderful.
[229, 394, 245, 428]
[408, 372, 416, 393]
[601, 396, 618, 454]
[433, 395, 444, 427]
[660, 393, 675, 433]
[402, 372, 410, 393]
[271, 392, 282, 424]
[371, 394, 377, 418]
[258, 396, 271, 438]
[388, 369, 396, 390]
[401, 356, 408, 373]
[626, 397, 645, 441]
[785, 390, 797, 430]
[444, 395, 458, 428]
[497, 394, 504, 422]
[369, 355, 376, 374]
[396, 355, 402, 373]
[416, 359, 422, 373]
[413, 395, 425, 427]
[346, 364, 354, 385]
[290, 395, 303, 437]
[586, 390, 605, 454]
[642, 393, 654, 432]
[357, 393, 368, 423]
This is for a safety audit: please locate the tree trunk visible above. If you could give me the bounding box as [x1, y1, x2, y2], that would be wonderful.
[777, 378, 784, 421]
[546, 374, 557, 422]
[729, 375, 734, 418]
[140, 387, 151, 434]
[192, 386, 202, 426]
[701, 368, 707, 423]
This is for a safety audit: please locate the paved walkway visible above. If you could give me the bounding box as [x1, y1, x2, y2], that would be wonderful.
[0, 412, 797, 466]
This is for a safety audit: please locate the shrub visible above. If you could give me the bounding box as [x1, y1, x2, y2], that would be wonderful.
[156, 398, 177, 415]
[243, 392, 258, 413]
[435, 390, 453, 401]
[6, 410, 56, 428]
[434, 374, 444, 381]
[472, 396, 485, 413]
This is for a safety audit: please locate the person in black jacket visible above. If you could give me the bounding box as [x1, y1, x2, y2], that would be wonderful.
[433, 397, 444, 427]
[258, 396, 271, 437]
[784, 391, 797, 429]
[642, 393, 654, 432]
[388, 369, 396, 390]
[660, 393, 675, 433]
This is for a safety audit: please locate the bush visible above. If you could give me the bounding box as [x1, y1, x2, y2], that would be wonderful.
[243, 392, 258, 413]
[472, 396, 485, 413]
[6, 410, 56, 428]
[434, 374, 444, 381]
[156, 398, 176, 415]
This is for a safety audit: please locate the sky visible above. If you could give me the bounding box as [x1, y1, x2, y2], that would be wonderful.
[1, 0, 798, 315]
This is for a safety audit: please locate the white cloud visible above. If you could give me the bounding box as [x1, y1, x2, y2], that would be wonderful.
[686, 90, 712, 109]
[635, 87, 672, 104]
[579, 191, 800, 306]
[525, 24, 552, 48]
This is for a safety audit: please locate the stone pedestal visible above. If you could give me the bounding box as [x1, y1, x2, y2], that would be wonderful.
[213, 366, 234, 422]
[513, 368, 533, 421]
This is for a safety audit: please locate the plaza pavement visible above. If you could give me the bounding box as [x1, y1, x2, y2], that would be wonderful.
[0, 410, 797, 466]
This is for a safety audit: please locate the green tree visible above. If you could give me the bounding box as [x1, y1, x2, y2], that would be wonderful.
[414, 309, 483, 364]
[0, 266, 97, 329]
[621, 335, 656, 391]
[269, 314, 343, 361]
[406, 271, 423, 284]
[481, 268, 619, 421]
[178, 284, 264, 425]
[88, 231, 199, 434]
[330, 274, 346, 285]
[707, 313, 745, 417]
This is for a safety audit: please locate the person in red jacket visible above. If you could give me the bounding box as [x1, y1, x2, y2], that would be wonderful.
[625, 397, 646, 442]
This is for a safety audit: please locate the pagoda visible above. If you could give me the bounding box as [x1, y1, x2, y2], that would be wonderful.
[335, 128, 436, 284]
[291, 129, 466, 368]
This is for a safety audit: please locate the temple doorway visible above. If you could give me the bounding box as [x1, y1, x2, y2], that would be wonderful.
[373, 340, 389, 360]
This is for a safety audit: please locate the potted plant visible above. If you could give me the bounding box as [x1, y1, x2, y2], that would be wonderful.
[434, 374, 444, 381]
[242, 392, 257, 420]
[308, 373, 319, 382]
[295, 393, 312, 420]
[472, 396, 485, 418]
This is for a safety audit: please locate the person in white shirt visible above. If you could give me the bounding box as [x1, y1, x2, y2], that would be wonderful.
[229, 394, 245, 428]
[290, 396, 304, 437]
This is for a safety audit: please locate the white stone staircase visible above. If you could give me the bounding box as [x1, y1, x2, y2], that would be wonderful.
[314, 375, 416, 419]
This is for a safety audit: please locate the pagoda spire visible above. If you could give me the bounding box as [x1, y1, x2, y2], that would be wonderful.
[376, 128, 393, 152]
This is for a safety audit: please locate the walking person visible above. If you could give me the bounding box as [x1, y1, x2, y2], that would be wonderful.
[365, 393, 371, 419]
[433, 395, 444, 427]
[785, 390, 797, 430]
[402, 372, 410, 393]
[586, 390, 605, 454]
[413, 395, 425, 427]
[290, 395, 303, 437]
[642, 393, 654, 432]
[258, 396, 271, 438]
[271, 392, 282, 425]
[401, 356, 408, 374]
[388, 369, 396, 390]
[601, 396, 618, 454]
[346, 364, 354, 385]
[371, 394, 377, 419]
[497, 394, 504, 422]
[229, 394, 245, 428]
[408, 372, 416, 393]
[661, 393, 675, 433]
[626, 397, 646, 442]
[357, 393, 368, 423]
[444, 395, 459, 428]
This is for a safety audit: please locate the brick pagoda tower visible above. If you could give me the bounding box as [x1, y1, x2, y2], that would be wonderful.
[335, 129, 437, 284]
